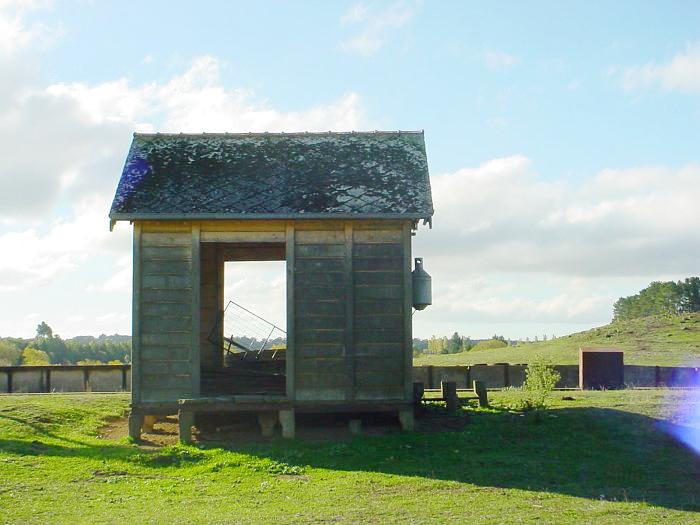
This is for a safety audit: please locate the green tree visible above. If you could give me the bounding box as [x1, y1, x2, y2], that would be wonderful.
[0, 340, 21, 366]
[36, 322, 53, 339]
[446, 332, 462, 354]
[21, 347, 50, 366]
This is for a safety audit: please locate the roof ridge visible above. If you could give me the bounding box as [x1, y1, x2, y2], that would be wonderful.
[133, 130, 424, 137]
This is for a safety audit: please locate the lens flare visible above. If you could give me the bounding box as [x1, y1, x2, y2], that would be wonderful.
[659, 367, 700, 455]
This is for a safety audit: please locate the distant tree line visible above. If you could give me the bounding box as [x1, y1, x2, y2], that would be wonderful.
[613, 277, 700, 321]
[0, 322, 131, 366]
[413, 333, 508, 357]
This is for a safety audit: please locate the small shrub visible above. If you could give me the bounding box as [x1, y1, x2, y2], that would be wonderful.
[522, 356, 561, 410]
[470, 338, 508, 352]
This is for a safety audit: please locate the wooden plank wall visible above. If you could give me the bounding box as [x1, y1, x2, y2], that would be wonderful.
[292, 220, 411, 403]
[353, 223, 407, 400]
[200, 243, 222, 371]
[293, 222, 348, 401]
[137, 223, 195, 403]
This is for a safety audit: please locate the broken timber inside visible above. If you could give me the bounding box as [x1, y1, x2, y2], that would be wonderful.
[109, 131, 434, 441]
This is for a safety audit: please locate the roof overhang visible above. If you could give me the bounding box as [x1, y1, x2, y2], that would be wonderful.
[109, 212, 432, 231]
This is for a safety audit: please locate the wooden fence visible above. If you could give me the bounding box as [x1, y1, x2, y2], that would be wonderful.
[1, 363, 698, 394]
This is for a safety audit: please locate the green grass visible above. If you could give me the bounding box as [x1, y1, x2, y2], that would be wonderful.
[415, 313, 700, 367]
[1, 392, 700, 523]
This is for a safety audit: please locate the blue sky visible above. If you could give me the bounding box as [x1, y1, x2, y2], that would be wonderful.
[1, 1, 699, 340]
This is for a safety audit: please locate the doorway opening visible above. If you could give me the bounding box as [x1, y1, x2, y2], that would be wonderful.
[201, 243, 287, 396]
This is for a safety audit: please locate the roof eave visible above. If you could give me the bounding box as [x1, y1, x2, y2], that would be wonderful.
[109, 211, 433, 222]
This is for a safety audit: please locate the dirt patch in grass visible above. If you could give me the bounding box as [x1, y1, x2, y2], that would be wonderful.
[98, 415, 180, 448]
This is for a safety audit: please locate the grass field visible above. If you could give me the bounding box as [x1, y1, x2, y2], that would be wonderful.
[414, 313, 700, 367]
[1, 391, 699, 524]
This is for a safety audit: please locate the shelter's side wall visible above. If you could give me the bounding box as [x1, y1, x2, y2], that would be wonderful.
[352, 224, 407, 400]
[137, 223, 195, 403]
[293, 222, 349, 401]
[200, 243, 222, 371]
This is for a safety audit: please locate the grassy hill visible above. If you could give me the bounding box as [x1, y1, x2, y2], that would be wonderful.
[414, 313, 700, 367]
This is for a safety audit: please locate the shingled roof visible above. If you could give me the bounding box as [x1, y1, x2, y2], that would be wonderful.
[109, 131, 433, 222]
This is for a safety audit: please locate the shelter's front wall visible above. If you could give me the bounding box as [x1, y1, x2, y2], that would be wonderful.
[136, 224, 195, 403]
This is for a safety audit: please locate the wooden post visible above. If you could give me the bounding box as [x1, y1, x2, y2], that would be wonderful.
[398, 408, 414, 431]
[279, 409, 295, 439]
[131, 223, 142, 404]
[121, 367, 128, 391]
[501, 363, 510, 388]
[349, 419, 362, 435]
[190, 224, 201, 397]
[178, 410, 194, 444]
[473, 380, 488, 407]
[344, 222, 355, 401]
[142, 415, 157, 433]
[285, 223, 295, 401]
[45, 369, 51, 393]
[442, 381, 458, 413]
[84, 369, 92, 392]
[7, 370, 12, 393]
[413, 381, 424, 407]
[128, 411, 144, 441]
[402, 222, 413, 402]
[258, 412, 277, 437]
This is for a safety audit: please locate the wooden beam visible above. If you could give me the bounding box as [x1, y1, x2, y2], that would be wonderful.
[132, 222, 142, 404]
[344, 222, 355, 401]
[190, 224, 201, 397]
[201, 231, 285, 243]
[218, 245, 285, 262]
[402, 222, 413, 402]
[285, 223, 295, 400]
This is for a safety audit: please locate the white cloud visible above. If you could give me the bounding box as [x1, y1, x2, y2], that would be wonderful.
[340, 2, 368, 24]
[340, 1, 417, 56]
[88, 255, 132, 293]
[411, 156, 700, 335]
[0, 55, 366, 222]
[419, 156, 700, 277]
[0, 195, 128, 291]
[618, 42, 700, 93]
[0, 52, 367, 305]
[43, 56, 365, 133]
[0, 0, 58, 57]
[484, 51, 519, 70]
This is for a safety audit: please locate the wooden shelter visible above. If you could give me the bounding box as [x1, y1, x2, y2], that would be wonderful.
[109, 131, 434, 440]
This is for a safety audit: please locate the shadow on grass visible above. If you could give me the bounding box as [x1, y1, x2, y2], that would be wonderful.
[240, 406, 700, 513]
[1, 406, 699, 511]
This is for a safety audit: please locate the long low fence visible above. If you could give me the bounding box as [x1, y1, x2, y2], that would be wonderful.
[0, 365, 130, 394]
[1, 363, 699, 394]
[413, 364, 700, 389]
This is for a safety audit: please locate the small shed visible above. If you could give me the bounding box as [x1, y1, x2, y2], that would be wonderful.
[109, 131, 434, 440]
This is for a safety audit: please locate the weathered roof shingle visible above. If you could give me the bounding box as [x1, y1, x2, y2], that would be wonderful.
[109, 131, 433, 220]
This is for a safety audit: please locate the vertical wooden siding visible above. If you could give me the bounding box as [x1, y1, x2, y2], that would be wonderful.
[137, 224, 195, 403]
[352, 224, 407, 400]
[200, 243, 222, 371]
[293, 223, 349, 401]
[292, 220, 411, 403]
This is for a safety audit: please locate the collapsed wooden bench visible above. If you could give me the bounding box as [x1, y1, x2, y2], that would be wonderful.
[414, 380, 488, 412]
[176, 395, 294, 444]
